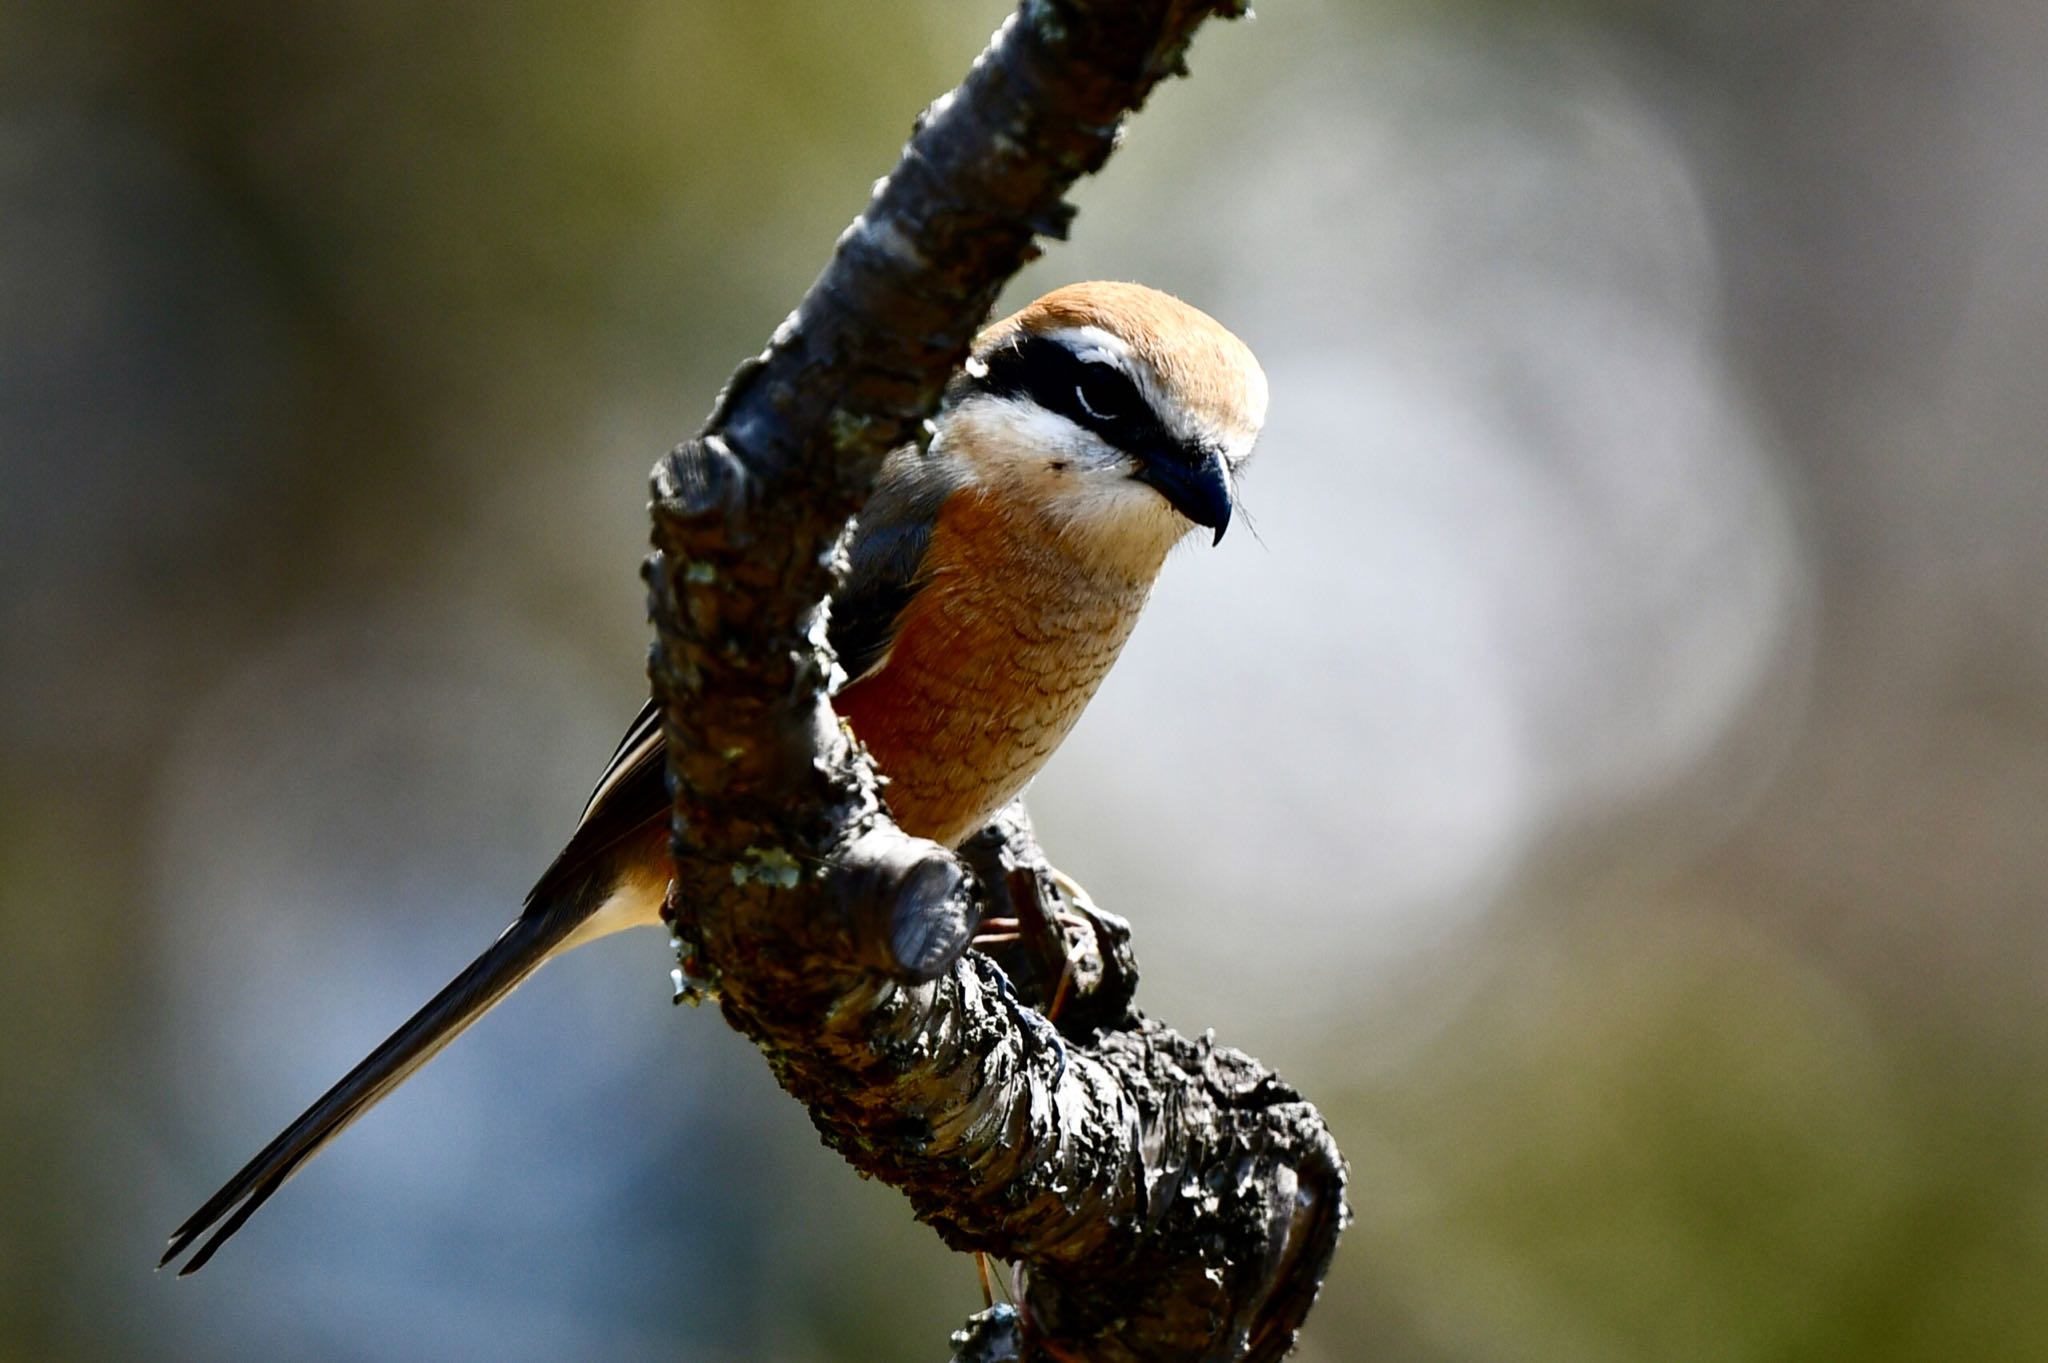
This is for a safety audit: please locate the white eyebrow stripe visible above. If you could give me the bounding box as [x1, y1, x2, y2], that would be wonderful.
[1041, 324, 1135, 369]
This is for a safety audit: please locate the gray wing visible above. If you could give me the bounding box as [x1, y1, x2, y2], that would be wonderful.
[829, 447, 955, 684]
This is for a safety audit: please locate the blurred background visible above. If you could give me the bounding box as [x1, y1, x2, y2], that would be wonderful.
[5, 0, 2045, 1358]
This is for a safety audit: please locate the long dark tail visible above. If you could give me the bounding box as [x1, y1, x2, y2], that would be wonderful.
[159, 901, 584, 1276]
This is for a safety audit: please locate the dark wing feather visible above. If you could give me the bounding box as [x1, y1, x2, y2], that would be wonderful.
[828, 447, 954, 684]
[528, 698, 669, 903]
[830, 520, 932, 683]
[585, 698, 662, 819]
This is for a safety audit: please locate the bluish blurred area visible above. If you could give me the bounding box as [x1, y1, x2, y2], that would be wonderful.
[5, 1, 2046, 1359]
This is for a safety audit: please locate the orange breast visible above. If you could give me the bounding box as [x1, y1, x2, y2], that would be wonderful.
[834, 488, 1154, 848]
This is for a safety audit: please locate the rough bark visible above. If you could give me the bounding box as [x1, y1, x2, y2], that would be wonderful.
[644, 3, 1347, 1358]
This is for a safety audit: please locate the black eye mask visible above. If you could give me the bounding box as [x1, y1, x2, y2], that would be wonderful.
[969, 333, 1198, 470]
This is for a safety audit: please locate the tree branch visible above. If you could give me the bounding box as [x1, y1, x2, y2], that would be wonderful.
[644, 3, 1346, 1358]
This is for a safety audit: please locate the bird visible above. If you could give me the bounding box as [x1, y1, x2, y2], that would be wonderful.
[161, 280, 1268, 1274]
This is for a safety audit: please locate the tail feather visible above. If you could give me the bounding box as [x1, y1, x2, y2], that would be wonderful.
[160, 906, 573, 1275]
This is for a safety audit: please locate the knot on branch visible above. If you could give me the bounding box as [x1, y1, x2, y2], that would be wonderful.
[652, 433, 754, 547]
[835, 827, 980, 983]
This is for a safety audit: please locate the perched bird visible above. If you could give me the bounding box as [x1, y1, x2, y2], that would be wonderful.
[162, 280, 1268, 1273]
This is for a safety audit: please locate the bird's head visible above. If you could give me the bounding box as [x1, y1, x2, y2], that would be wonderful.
[937, 281, 1267, 566]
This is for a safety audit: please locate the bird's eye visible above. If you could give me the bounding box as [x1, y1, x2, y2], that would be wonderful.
[1073, 366, 1127, 422]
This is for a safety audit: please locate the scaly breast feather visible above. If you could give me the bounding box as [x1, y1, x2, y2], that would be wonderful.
[834, 488, 1156, 848]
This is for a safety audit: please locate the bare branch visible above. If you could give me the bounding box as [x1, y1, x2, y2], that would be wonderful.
[644, 2, 1346, 1358]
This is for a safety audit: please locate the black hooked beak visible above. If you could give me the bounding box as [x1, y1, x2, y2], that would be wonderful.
[1133, 445, 1234, 545]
